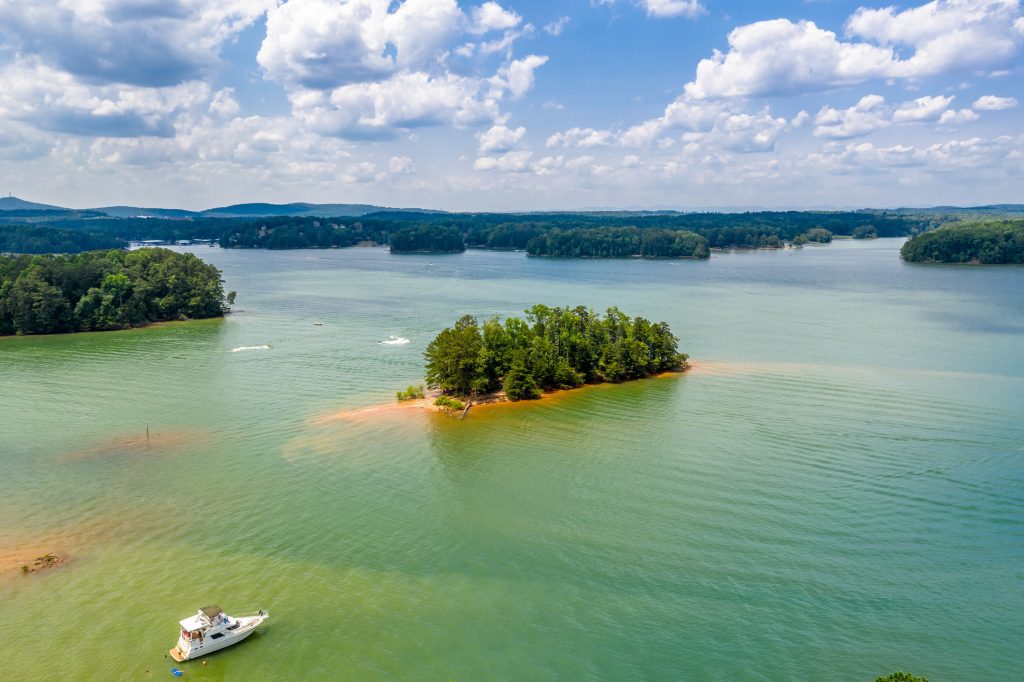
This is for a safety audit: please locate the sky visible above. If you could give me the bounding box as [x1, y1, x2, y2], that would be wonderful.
[0, 0, 1022, 211]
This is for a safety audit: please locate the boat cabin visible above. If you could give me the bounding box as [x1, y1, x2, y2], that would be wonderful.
[178, 606, 237, 643]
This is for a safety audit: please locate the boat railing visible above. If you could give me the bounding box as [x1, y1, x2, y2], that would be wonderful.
[232, 609, 269, 618]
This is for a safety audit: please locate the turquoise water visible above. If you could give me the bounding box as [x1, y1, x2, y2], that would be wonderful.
[1, 239, 1022, 680]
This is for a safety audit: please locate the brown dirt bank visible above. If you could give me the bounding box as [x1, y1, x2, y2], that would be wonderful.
[0, 542, 68, 577]
[0, 512, 158, 583]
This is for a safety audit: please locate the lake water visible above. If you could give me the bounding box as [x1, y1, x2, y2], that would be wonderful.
[1, 240, 1022, 680]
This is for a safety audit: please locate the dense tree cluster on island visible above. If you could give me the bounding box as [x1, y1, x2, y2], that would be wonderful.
[0, 248, 233, 335]
[525, 227, 709, 258]
[900, 219, 1024, 264]
[423, 305, 688, 401]
[792, 228, 834, 245]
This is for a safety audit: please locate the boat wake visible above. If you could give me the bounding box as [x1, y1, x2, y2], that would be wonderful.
[378, 336, 410, 346]
[231, 345, 272, 352]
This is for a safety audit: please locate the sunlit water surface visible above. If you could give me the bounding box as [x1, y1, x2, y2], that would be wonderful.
[1, 240, 1022, 680]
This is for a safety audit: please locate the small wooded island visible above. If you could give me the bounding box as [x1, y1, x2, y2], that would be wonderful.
[0, 248, 233, 335]
[420, 305, 688, 403]
[901, 219, 1024, 264]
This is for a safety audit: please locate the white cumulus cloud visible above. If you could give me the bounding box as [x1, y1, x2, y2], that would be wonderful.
[474, 149, 533, 171]
[939, 109, 980, 124]
[0, 0, 274, 87]
[258, 0, 463, 89]
[684, 0, 1024, 99]
[892, 95, 955, 123]
[496, 55, 550, 100]
[469, 2, 521, 34]
[388, 155, 415, 173]
[814, 94, 961, 139]
[478, 124, 526, 152]
[973, 95, 1019, 110]
[544, 16, 570, 36]
[641, 0, 704, 18]
[546, 128, 616, 148]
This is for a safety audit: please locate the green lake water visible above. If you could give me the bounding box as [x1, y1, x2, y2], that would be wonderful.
[1, 239, 1022, 680]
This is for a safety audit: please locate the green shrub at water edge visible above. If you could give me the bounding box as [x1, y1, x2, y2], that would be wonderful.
[874, 672, 928, 682]
[396, 385, 425, 401]
[433, 396, 466, 411]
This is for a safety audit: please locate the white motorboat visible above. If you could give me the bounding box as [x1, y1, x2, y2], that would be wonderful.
[169, 606, 268, 662]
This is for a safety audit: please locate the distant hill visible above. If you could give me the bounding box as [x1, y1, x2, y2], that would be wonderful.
[85, 201, 441, 218]
[4, 194, 1021, 219]
[881, 204, 1024, 216]
[0, 196, 66, 211]
[94, 206, 199, 219]
[198, 202, 444, 217]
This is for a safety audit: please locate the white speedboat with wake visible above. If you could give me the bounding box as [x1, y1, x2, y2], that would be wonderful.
[169, 606, 268, 661]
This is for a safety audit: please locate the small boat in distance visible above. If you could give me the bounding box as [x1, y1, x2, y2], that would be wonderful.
[378, 335, 410, 345]
[169, 606, 268, 662]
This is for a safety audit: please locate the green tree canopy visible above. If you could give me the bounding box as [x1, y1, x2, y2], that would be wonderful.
[901, 219, 1024, 264]
[424, 315, 486, 395]
[0, 248, 232, 335]
[423, 306, 688, 400]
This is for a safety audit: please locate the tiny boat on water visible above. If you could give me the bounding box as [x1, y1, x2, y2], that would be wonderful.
[378, 335, 410, 345]
[169, 606, 268, 662]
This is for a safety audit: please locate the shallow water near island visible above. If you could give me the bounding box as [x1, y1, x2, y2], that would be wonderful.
[1, 240, 1022, 680]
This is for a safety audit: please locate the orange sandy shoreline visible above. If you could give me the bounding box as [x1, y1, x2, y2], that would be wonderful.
[312, 363, 696, 425]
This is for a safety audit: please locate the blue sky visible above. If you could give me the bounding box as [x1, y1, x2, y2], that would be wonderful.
[0, 0, 1021, 210]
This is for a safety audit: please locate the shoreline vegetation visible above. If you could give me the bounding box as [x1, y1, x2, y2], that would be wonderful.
[312, 365, 690, 426]
[404, 305, 689, 413]
[218, 211, 919, 255]
[0, 248, 234, 336]
[900, 219, 1024, 264]
[303, 368, 690, 441]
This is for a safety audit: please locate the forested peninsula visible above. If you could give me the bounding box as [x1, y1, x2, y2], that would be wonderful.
[900, 219, 1024, 264]
[0, 248, 233, 335]
[0, 225, 125, 254]
[422, 305, 688, 402]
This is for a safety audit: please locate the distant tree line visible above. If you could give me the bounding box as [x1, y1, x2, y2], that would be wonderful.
[218, 216, 378, 249]
[424, 305, 688, 400]
[388, 225, 465, 253]
[0, 209, 937, 256]
[900, 219, 1024, 264]
[0, 248, 232, 335]
[1, 225, 125, 254]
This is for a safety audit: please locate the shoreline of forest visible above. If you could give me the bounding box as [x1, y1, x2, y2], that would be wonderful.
[0, 315, 223, 340]
[314, 364, 693, 426]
